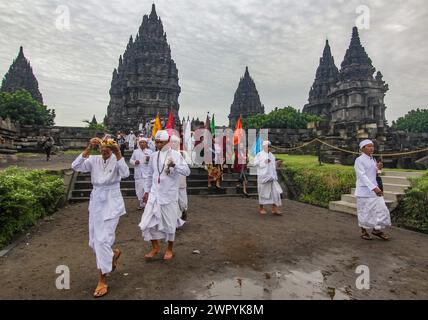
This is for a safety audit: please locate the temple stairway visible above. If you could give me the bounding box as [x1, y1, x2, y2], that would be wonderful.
[329, 171, 423, 215]
[68, 157, 258, 202]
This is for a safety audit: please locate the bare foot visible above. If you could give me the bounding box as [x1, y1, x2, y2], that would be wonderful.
[144, 248, 160, 260]
[163, 250, 173, 261]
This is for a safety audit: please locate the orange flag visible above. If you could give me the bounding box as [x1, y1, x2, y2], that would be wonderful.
[151, 114, 162, 139]
[233, 115, 243, 145]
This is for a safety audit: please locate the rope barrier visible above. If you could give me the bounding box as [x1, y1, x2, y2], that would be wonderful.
[270, 138, 428, 158]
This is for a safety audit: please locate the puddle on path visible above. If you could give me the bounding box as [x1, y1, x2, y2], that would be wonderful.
[197, 269, 352, 300]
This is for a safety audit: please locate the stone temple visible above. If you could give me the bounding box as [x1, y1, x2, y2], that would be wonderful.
[304, 27, 388, 129]
[1, 46, 44, 104]
[105, 4, 181, 132]
[228, 66, 265, 127]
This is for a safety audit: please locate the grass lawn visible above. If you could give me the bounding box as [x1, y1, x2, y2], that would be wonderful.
[275, 154, 423, 172]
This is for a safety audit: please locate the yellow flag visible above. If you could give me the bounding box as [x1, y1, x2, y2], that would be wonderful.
[151, 114, 162, 139]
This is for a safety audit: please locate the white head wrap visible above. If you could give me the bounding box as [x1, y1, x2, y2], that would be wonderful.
[155, 130, 169, 142]
[359, 139, 374, 150]
[138, 137, 148, 143]
[262, 140, 271, 147]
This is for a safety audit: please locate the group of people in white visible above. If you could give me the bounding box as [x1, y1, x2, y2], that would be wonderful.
[71, 130, 390, 298]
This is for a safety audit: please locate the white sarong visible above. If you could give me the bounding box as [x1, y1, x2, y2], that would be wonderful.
[139, 200, 184, 242]
[258, 180, 283, 206]
[356, 197, 391, 230]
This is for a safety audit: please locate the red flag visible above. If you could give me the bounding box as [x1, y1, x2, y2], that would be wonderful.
[233, 115, 243, 145]
[166, 111, 174, 129]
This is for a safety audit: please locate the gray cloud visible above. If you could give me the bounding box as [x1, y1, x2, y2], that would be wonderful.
[1, 0, 427, 127]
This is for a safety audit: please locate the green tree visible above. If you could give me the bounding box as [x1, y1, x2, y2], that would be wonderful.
[242, 106, 321, 129]
[82, 119, 106, 132]
[0, 89, 55, 126]
[392, 108, 428, 133]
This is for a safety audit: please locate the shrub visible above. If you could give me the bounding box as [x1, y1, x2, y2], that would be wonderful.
[277, 155, 355, 208]
[392, 172, 428, 233]
[0, 167, 65, 247]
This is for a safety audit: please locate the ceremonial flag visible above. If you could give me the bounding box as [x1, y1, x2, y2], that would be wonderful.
[151, 114, 162, 139]
[210, 113, 216, 136]
[166, 111, 174, 129]
[233, 115, 243, 145]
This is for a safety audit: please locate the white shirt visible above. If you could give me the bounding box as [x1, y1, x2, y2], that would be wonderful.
[146, 148, 190, 205]
[354, 153, 379, 197]
[71, 154, 130, 220]
[71, 154, 130, 187]
[253, 151, 278, 184]
[129, 147, 153, 181]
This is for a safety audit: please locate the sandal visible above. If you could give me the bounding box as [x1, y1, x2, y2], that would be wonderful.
[93, 283, 108, 298]
[372, 230, 390, 241]
[361, 229, 372, 240]
[163, 251, 173, 261]
[259, 208, 267, 215]
[144, 248, 160, 260]
[112, 249, 121, 272]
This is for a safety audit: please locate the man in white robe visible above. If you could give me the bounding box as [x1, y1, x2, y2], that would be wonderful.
[139, 130, 190, 260]
[355, 139, 391, 240]
[254, 141, 283, 215]
[126, 131, 137, 151]
[171, 135, 189, 221]
[129, 138, 153, 210]
[71, 137, 130, 298]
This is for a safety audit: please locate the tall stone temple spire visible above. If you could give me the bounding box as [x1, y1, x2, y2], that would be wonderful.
[339, 26, 375, 81]
[1, 46, 44, 104]
[303, 40, 339, 118]
[228, 66, 265, 127]
[106, 4, 181, 132]
[329, 27, 389, 127]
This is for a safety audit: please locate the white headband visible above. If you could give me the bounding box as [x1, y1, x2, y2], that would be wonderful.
[359, 139, 374, 150]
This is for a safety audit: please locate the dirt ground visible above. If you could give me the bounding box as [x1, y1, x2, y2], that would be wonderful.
[1, 195, 427, 300]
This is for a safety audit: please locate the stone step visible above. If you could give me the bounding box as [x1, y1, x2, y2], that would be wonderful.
[351, 188, 403, 202]
[340, 194, 395, 209]
[380, 176, 411, 186]
[69, 193, 259, 202]
[73, 179, 258, 190]
[75, 173, 256, 183]
[382, 183, 409, 193]
[382, 171, 423, 178]
[187, 179, 258, 188]
[71, 186, 258, 199]
[329, 201, 357, 216]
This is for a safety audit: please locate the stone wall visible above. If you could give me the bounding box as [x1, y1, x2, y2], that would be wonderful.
[15, 125, 104, 152]
[0, 117, 18, 163]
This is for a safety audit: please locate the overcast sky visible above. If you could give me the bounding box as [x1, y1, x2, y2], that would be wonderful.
[1, 0, 427, 127]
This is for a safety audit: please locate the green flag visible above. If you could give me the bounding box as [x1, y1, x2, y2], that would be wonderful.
[210, 113, 216, 135]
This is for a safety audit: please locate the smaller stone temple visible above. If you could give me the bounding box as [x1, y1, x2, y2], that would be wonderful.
[228, 66, 265, 127]
[303, 40, 339, 118]
[1, 46, 44, 104]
